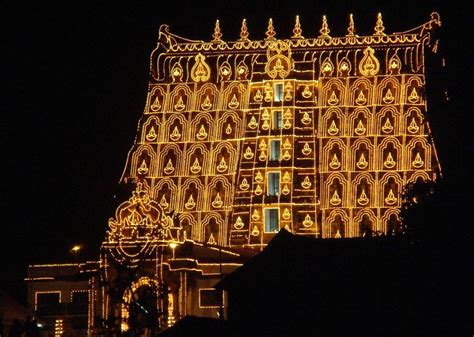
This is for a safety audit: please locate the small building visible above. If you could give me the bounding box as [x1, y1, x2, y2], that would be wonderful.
[25, 262, 98, 337]
[216, 229, 448, 337]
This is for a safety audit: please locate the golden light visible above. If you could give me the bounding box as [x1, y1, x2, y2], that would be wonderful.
[169, 242, 178, 249]
[71, 245, 81, 253]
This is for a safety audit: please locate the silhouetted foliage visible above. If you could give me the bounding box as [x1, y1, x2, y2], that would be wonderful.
[400, 178, 440, 244]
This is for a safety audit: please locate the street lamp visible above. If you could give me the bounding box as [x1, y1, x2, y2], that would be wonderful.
[70, 245, 81, 263]
[71, 245, 81, 253]
[169, 242, 178, 259]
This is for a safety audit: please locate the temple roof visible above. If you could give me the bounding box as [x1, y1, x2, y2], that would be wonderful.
[153, 12, 441, 53]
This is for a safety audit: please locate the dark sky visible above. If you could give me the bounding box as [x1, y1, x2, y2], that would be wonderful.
[2, 0, 471, 299]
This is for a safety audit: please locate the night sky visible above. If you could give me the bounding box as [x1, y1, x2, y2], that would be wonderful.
[2, 0, 471, 301]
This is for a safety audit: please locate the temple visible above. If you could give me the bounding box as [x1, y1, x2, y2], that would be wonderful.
[26, 12, 442, 335]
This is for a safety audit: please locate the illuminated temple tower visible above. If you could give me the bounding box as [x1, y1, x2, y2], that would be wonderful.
[94, 13, 442, 332]
[117, 13, 441, 247]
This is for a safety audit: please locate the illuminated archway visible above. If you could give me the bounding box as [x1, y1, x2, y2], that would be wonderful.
[121, 277, 159, 333]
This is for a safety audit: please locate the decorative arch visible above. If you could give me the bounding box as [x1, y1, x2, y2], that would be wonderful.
[196, 83, 219, 111]
[178, 213, 198, 241]
[376, 77, 401, 105]
[326, 209, 350, 238]
[190, 112, 213, 141]
[146, 86, 166, 113]
[211, 142, 238, 175]
[121, 277, 158, 332]
[323, 138, 346, 172]
[406, 137, 431, 170]
[321, 78, 346, 107]
[407, 171, 432, 184]
[405, 76, 423, 105]
[350, 138, 374, 171]
[377, 137, 402, 171]
[379, 172, 403, 207]
[218, 111, 243, 140]
[323, 172, 348, 208]
[353, 208, 378, 237]
[202, 212, 225, 245]
[375, 106, 399, 136]
[403, 107, 425, 135]
[220, 82, 246, 111]
[381, 208, 401, 235]
[351, 172, 376, 208]
[349, 78, 374, 106]
[185, 143, 210, 175]
[130, 144, 157, 178]
[168, 84, 194, 112]
[207, 176, 233, 211]
[348, 107, 371, 136]
[321, 107, 345, 136]
[152, 178, 178, 213]
[158, 143, 183, 176]
[141, 116, 161, 143]
[179, 178, 205, 212]
[164, 114, 188, 142]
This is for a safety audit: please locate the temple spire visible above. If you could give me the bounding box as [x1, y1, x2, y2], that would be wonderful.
[265, 18, 276, 40]
[319, 15, 331, 38]
[374, 12, 386, 36]
[346, 13, 355, 36]
[292, 15, 304, 39]
[239, 18, 250, 41]
[212, 19, 223, 42]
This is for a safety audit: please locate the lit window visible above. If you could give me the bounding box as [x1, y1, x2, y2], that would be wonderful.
[274, 83, 284, 102]
[273, 110, 282, 129]
[267, 172, 280, 196]
[265, 208, 279, 232]
[269, 139, 281, 161]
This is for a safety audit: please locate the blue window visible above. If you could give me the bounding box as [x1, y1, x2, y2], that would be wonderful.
[273, 110, 282, 129]
[267, 172, 280, 196]
[269, 140, 281, 161]
[265, 208, 279, 232]
[274, 83, 284, 102]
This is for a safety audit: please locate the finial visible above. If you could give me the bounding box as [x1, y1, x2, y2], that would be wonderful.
[239, 18, 250, 41]
[430, 12, 441, 27]
[374, 12, 386, 36]
[265, 18, 276, 40]
[346, 13, 355, 36]
[319, 15, 331, 38]
[212, 19, 223, 42]
[292, 15, 304, 39]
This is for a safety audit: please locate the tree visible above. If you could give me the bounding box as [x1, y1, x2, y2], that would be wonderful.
[400, 178, 440, 244]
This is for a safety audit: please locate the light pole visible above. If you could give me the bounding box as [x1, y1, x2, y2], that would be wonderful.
[169, 242, 178, 259]
[70, 245, 81, 263]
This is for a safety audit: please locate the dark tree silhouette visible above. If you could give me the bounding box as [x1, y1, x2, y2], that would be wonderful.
[400, 178, 440, 244]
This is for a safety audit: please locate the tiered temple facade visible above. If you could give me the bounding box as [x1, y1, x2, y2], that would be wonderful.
[118, 13, 441, 248]
[27, 13, 442, 335]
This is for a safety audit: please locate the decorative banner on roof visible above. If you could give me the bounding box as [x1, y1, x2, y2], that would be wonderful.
[265, 40, 293, 79]
[359, 47, 380, 76]
[191, 53, 211, 82]
[106, 183, 180, 263]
